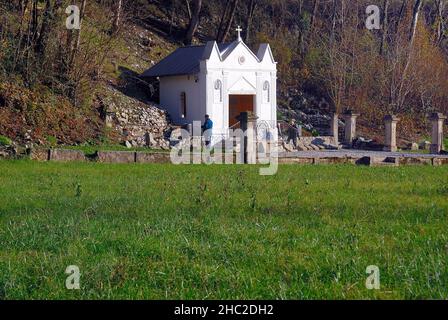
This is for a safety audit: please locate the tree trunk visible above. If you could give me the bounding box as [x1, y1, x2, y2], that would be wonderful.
[185, 0, 192, 20]
[245, 0, 256, 43]
[409, 0, 423, 42]
[397, 0, 423, 109]
[218, 0, 239, 43]
[380, 0, 389, 55]
[309, 0, 319, 35]
[29, 0, 38, 45]
[395, 0, 407, 32]
[36, 0, 63, 55]
[111, 0, 123, 34]
[330, 0, 337, 45]
[436, 0, 446, 44]
[69, 0, 87, 68]
[12, 0, 29, 71]
[303, 0, 319, 55]
[216, 1, 231, 41]
[184, 0, 202, 45]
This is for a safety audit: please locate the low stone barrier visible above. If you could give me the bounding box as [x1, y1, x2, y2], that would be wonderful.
[398, 157, 433, 166]
[30, 149, 50, 161]
[97, 151, 136, 163]
[49, 149, 86, 162]
[433, 158, 448, 166]
[279, 155, 448, 167]
[135, 152, 171, 164]
[35, 148, 448, 167]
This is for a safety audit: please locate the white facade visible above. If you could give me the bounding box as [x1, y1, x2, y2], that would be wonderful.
[148, 36, 277, 140]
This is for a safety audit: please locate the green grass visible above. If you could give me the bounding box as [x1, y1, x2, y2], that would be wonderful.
[1, 161, 448, 299]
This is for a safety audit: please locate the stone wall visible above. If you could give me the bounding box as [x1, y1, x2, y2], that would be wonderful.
[135, 152, 171, 163]
[99, 87, 171, 149]
[30, 148, 49, 161]
[49, 149, 86, 162]
[96, 151, 170, 164]
[0, 145, 17, 159]
[279, 155, 448, 167]
[97, 151, 136, 163]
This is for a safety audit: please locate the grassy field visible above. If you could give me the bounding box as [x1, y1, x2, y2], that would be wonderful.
[0, 161, 447, 300]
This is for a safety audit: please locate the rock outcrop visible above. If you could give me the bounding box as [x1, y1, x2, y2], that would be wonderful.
[98, 87, 172, 149]
[0, 143, 18, 159]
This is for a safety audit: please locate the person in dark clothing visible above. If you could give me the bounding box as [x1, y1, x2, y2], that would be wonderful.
[202, 114, 213, 147]
[287, 119, 301, 148]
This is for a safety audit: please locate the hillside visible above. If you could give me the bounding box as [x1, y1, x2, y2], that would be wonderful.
[1, 0, 448, 150]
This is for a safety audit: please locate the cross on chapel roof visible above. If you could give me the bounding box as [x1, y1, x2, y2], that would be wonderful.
[236, 25, 243, 42]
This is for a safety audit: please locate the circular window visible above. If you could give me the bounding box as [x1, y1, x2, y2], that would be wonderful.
[238, 56, 246, 65]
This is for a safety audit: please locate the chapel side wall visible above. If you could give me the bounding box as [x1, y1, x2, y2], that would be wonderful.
[159, 75, 204, 125]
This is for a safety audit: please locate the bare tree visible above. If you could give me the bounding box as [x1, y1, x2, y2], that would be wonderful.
[380, 0, 389, 55]
[216, 0, 239, 43]
[185, 0, 192, 20]
[396, 0, 423, 107]
[111, 0, 123, 34]
[69, 0, 87, 67]
[435, 0, 446, 44]
[245, 0, 257, 43]
[394, 0, 407, 33]
[184, 0, 202, 45]
[310, 0, 319, 33]
[409, 0, 423, 42]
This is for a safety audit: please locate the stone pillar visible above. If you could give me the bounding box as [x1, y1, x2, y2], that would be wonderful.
[384, 115, 400, 152]
[429, 113, 447, 154]
[330, 113, 339, 145]
[238, 112, 259, 164]
[342, 110, 360, 146]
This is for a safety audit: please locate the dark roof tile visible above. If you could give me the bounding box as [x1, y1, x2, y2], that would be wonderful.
[142, 42, 234, 78]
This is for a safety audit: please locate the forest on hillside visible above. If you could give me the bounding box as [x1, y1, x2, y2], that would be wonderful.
[0, 0, 448, 145]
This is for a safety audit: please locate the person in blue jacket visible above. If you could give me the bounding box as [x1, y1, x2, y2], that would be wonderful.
[202, 114, 213, 147]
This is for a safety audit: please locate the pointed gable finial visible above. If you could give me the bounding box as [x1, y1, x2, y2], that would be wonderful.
[236, 25, 243, 42]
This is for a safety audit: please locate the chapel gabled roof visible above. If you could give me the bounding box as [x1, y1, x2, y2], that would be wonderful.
[141, 33, 275, 78]
[141, 42, 235, 78]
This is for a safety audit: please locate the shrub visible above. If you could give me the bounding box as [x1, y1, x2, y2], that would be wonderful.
[0, 135, 12, 146]
[46, 136, 58, 147]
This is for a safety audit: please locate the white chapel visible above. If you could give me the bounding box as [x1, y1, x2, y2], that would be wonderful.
[142, 27, 277, 140]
